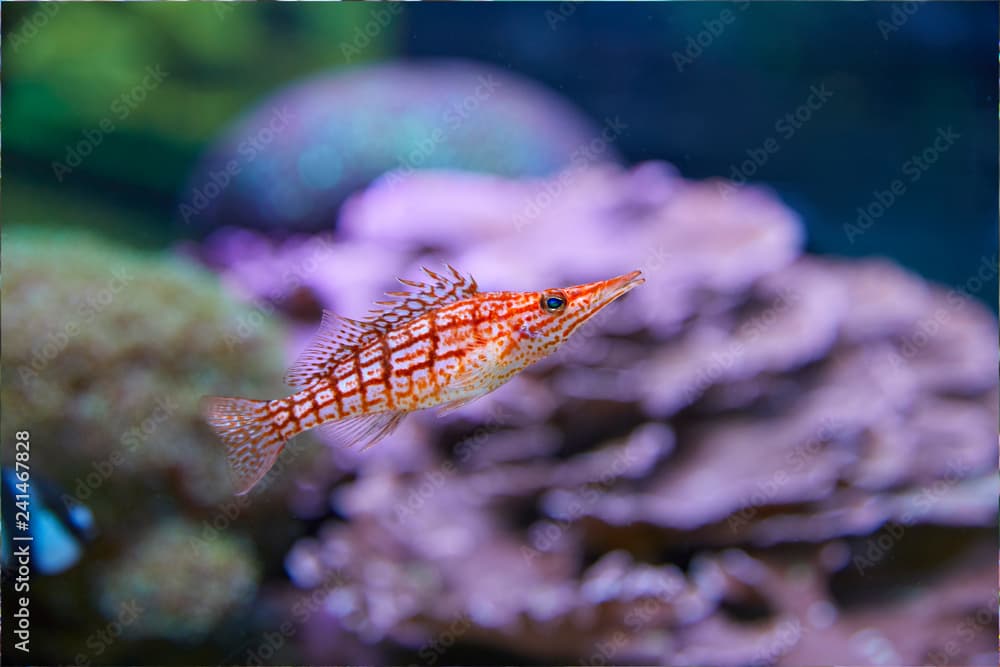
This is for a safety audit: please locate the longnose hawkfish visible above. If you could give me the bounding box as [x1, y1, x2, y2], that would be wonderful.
[203, 266, 644, 494]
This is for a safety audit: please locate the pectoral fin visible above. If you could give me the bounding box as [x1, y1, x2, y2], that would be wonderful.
[436, 330, 514, 416]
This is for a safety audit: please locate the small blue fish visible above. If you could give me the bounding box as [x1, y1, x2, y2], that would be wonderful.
[2, 468, 96, 575]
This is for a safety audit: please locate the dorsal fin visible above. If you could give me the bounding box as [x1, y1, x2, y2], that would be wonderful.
[359, 264, 478, 333]
[284, 265, 478, 388]
[283, 312, 382, 388]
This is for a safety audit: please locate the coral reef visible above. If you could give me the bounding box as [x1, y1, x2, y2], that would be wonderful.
[201, 162, 997, 665]
[182, 60, 619, 232]
[1, 228, 309, 659]
[99, 518, 260, 641]
[2, 229, 291, 507]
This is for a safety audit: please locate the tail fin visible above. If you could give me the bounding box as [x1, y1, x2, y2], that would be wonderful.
[202, 396, 286, 495]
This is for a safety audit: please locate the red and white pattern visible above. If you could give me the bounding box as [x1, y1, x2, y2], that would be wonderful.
[204, 267, 644, 494]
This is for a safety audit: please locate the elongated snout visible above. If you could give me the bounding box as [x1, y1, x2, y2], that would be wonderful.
[555, 269, 644, 334]
[566, 269, 644, 311]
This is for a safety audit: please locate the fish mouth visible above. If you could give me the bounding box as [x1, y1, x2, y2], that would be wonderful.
[558, 270, 645, 336]
[591, 269, 645, 311]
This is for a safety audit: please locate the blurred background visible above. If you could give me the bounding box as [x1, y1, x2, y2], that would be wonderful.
[2, 3, 997, 666]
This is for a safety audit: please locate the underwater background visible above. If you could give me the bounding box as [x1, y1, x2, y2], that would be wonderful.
[2, 3, 997, 666]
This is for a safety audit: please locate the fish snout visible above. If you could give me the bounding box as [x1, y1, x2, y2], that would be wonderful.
[599, 269, 645, 304]
[564, 269, 645, 316]
[617, 269, 645, 290]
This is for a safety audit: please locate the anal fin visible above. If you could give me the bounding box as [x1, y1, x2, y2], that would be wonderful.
[437, 393, 489, 417]
[318, 411, 406, 451]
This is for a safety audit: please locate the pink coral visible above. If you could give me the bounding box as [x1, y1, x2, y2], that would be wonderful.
[196, 162, 997, 665]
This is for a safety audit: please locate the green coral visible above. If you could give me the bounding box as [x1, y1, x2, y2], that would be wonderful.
[4, 2, 396, 196]
[1, 227, 287, 507]
[99, 518, 260, 640]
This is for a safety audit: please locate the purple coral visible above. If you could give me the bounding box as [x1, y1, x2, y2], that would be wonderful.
[196, 162, 997, 665]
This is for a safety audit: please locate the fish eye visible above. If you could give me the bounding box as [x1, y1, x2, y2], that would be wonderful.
[540, 292, 567, 313]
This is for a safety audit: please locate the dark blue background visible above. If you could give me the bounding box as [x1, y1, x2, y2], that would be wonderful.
[405, 2, 998, 307]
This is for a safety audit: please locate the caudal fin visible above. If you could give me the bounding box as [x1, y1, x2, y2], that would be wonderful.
[202, 396, 286, 495]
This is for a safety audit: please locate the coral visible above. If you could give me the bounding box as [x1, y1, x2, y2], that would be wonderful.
[1, 228, 289, 508]
[99, 518, 260, 641]
[1, 228, 328, 662]
[182, 60, 619, 231]
[199, 163, 997, 665]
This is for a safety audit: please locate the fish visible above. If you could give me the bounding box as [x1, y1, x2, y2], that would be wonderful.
[203, 266, 645, 495]
[1, 467, 96, 575]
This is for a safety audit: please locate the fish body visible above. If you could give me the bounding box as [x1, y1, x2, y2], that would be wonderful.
[204, 266, 644, 495]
